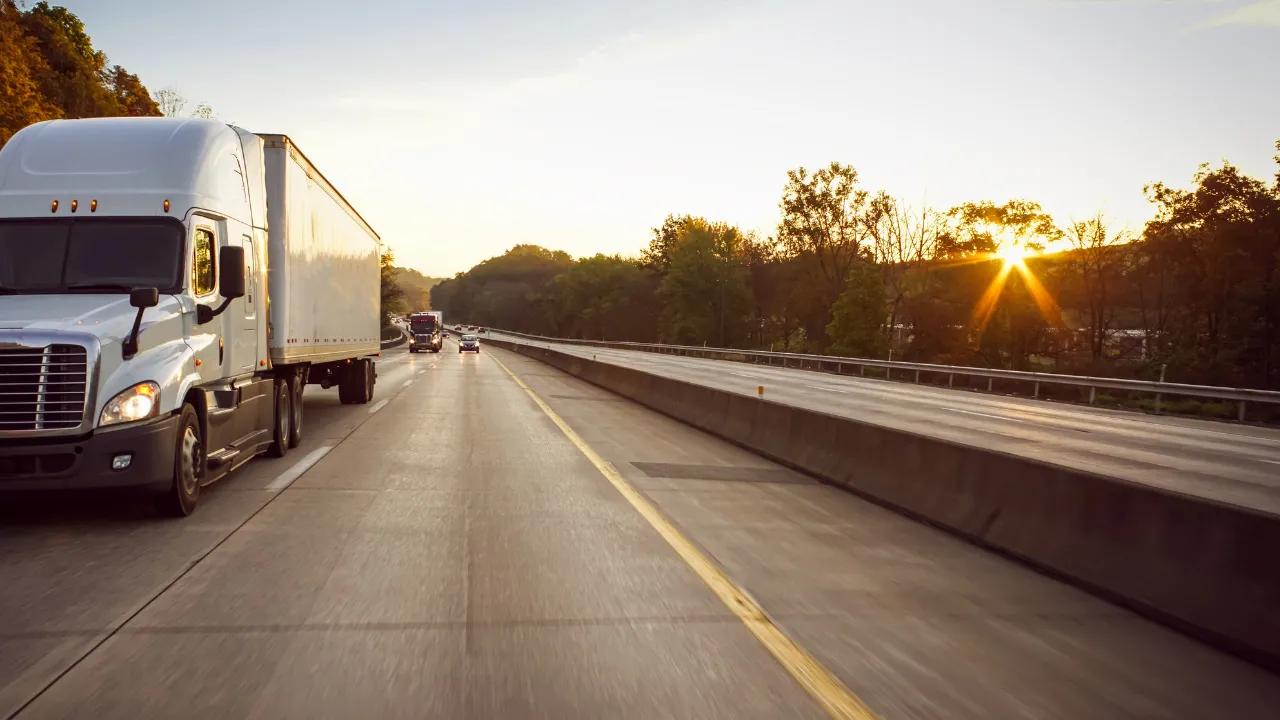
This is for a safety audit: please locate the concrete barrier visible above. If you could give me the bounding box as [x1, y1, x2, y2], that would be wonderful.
[489, 338, 1280, 671]
[380, 327, 408, 350]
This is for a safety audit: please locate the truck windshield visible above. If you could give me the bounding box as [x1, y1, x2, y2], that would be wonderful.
[411, 318, 438, 333]
[0, 219, 184, 294]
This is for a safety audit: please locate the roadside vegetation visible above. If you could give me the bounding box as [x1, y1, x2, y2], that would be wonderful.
[434, 154, 1280, 411]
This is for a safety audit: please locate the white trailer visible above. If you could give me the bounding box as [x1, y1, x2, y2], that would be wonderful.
[260, 135, 381, 400]
[0, 117, 381, 515]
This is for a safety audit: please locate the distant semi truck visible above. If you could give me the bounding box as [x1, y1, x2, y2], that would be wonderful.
[0, 117, 381, 515]
[408, 312, 442, 353]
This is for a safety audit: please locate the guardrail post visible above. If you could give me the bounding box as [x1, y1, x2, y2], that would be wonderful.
[1238, 401, 1247, 422]
[987, 377, 993, 392]
[914, 369, 920, 383]
[1034, 381, 1039, 398]
[859, 365, 865, 376]
[1089, 387, 1096, 404]
[948, 373, 954, 387]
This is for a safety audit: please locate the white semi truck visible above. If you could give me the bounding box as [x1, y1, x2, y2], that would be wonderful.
[0, 117, 381, 515]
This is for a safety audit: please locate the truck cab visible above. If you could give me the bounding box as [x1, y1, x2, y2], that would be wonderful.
[0, 117, 380, 515]
[408, 312, 442, 353]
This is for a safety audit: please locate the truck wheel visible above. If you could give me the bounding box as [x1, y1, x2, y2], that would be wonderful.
[266, 378, 292, 458]
[156, 405, 202, 517]
[338, 367, 355, 404]
[354, 359, 373, 404]
[289, 378, 304, 448]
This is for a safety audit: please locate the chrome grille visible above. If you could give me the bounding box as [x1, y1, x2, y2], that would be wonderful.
[0, 345, 88, 431]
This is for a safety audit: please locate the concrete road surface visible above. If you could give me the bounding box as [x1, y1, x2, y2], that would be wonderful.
[498, 337, 1280, 516]
[1, 341, 1277, 719]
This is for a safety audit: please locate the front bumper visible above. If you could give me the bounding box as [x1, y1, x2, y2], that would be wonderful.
[0, 415, 177, 491]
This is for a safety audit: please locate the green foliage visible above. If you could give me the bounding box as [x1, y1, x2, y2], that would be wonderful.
[659, 219, 753, 347]
[0, 1, 160, 149]
[776, 162, 876, 346]
[391, 266, 445, 312]
[379, 249, 405, 326]
[430, 245, 574, 333]
[827, 262, 889, 358]
[553, 255, 657, 341]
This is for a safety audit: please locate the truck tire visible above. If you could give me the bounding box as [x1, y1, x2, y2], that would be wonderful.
[338, 366, 356, 404]
[289, 378, 304, 448]
[266, 378, 292, 458]
[156, 405, 202, 517]
[354, 358, 373, 404]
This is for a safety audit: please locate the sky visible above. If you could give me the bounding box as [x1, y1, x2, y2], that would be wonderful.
[67, 0, 1280, 276]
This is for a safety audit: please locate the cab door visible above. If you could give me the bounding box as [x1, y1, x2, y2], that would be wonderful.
[236, 234, 257, 373]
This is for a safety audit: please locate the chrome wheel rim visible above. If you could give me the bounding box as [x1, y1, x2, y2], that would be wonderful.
[180, 426, 200, 495]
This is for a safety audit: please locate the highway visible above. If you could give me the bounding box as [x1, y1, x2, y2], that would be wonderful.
[2, 339, 1278, 718]
[496, 336, 1280, 516]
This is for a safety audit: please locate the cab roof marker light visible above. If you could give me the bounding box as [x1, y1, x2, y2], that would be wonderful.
[51, 200, 58, 213]
[70, 200, 78, 213]
[163, 199, 170, 213]
[90, 199, 98, 212]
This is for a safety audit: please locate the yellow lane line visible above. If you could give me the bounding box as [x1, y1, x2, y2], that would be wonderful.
[489, 353, 879, 720]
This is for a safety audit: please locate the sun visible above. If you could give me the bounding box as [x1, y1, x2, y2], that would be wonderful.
[997, 243, 1032, 267]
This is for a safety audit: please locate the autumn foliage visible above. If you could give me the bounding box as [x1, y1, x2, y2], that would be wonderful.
[0, 1, 159, 147]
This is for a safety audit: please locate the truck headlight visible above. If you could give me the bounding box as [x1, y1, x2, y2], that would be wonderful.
[100, 382, 161, 426]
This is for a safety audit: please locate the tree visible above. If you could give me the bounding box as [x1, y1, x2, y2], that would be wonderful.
[642, 214, 695, 274]
[553, 255, 658, 342]
[106, 65, 159, 116]
[867, 195, 945, 350]
[827, 262, 888, 358]
[154, 87, 186, 117]
[379, 248, 405, 326]
[660, 219, 753, 346]
[429, 245, 572, 333]
[1064, 213, 1129, 362]
[0, 0, 61, 146]
[19, 2, 122, 120]
[939, 199, 1060, 258]
[154, 86, 216, 120]
[1141, 159, 1280, 385]
[777, 163, 874, 318]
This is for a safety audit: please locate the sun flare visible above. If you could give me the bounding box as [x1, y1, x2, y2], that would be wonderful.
[997, 244, 1031, 267]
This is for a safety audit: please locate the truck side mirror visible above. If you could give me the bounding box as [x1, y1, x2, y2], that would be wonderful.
[130, 287, 159, 309]
[196, 246, 246, 325]
[123, 287, 159, 359]
[219, 246, 246, 299]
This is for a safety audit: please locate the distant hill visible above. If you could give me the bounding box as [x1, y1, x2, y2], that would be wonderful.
[392, 267, 445, 311]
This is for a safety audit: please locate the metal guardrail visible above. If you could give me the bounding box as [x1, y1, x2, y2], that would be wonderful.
[380, 327, 408, 350]
[490, 329, 1280, 421]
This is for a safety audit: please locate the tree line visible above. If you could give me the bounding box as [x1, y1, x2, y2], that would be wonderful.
[433, 148, 1280, 391]
[1, 1, 215, 148]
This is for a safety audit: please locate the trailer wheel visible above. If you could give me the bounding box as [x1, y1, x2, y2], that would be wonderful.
[266, 378, 292, 458]
[338, 368, 354, 404]
[289, 378, 304, 448]
[354, 359, 373, 404]
[156, 405, 202, 517]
